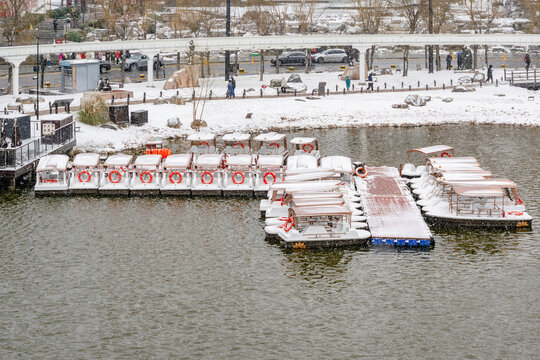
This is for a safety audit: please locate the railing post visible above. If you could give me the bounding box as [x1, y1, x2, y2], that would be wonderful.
[143, 92, 146, 103]
[260, 89, 263, 97]
[127, 94, 130, 106]
[111, 95, 115, 105]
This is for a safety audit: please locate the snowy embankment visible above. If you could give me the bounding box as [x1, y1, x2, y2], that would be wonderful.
[2, 69, 539, 152]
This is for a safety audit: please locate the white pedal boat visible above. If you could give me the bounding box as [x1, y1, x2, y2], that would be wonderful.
[320, 156, 354, 188]
[99, 154, 133, 195]
[253, 132, 288, 196]
[34, 154, 70, 195]
[186, 133, 218, 161]
[191, 153, 224, 196]
[222, 133, 254, 196]
[290, 137, 320, 160]
[402, 145, 455, 178]
[130, 154, 162, 195]
[69, 153, 101, 194]
[160, 154, 193, 195]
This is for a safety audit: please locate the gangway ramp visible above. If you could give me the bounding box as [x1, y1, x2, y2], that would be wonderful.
[355, 166, 432, 246]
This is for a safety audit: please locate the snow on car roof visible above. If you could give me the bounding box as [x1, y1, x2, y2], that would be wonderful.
[222, 133, 251, 142]
[290, 137, 316, 144]
[187, 133, 216, 141]
[104, 154, 132, 167]
[408, 145, 454, 155]
[134, 154, 162, 167]
[254, 132, 286, 142]
[36, 154, 69, 172]
[73, 153, 100, 167]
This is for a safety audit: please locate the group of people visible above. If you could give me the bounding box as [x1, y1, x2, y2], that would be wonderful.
[226, 77, 236, 98]
[97, 78, 112, 92]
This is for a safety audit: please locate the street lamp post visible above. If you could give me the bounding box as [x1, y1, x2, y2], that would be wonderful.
[224, 0, 231, 81]
[36, 31, 40, 120]
[428, 0, 434, 73]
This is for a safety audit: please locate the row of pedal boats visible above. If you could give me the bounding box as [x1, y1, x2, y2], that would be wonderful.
[401, 145, 532, 229]
[35, 132, 333, 196]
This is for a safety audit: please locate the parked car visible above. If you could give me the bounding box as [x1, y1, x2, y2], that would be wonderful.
[99, 60, 111, 74]
[311, 49, 349, 63]
[270, 52, 306, 66]
[125, 54, 164, 71]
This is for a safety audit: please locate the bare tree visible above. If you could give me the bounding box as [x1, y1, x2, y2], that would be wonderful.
[350, 0, 388, 70]
[516, 0, 540, 32]
[244, 0, 274, 81]
[420, 0, 455, 70]
[390, 0, 425, 76]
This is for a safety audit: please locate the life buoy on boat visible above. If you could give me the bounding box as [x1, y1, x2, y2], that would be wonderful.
[140, 171, 153, 183]
[199, 141, 210, 149]
[355, 167, 368, 178]
[302, 143, 314, 153]
[232, 171, 245, 185]
[284, 218, 295, 232]
[233, 142, 244, 150]
[169, 171, 183, 184]
[441, 152, 451, 158]
[263, 171, 277, 185]
[508, 211, 523, 216]
[43, 179, 58, 183]
[109, 170, 122, 184]
[78, 171, 91, 183]
[201, 171, 214, 184]
[269, 143, 280, 149]
[517, 197, 523, 205]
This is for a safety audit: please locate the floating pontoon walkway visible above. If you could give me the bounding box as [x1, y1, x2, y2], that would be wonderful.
[354, 167, 433, 246]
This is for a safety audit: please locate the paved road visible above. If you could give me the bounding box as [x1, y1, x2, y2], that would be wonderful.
[0, 53, 532, 93]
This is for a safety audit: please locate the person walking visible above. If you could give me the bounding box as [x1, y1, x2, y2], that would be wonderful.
[367, 73, 374, 91]
[345, 75, 351, 91]
[231, 76, 236, 96]
[446, 53, 452, 70]
[486, 64, 493, 83]
[524, 53, 531, 71]
[280, 77, 287, 93]
[53, 19, 58, 34]
[227, 80, 234, 99]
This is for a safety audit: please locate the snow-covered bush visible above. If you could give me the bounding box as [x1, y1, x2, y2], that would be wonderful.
[79, 93, 110, 126]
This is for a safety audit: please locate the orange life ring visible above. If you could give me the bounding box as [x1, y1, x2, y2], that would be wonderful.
[508, 211, 523, 216]
[302, 143, 314, 153]
[199, 141, 210, 148]
[43, 179, 58, 183]
[263, 171, 276, 185]
[233, 142, 245, 149]
[441, 152, 451, 158]
[78, 170, 91, 183]
[355, 167, 368, 178]
[108, 170, 122, 184]
[201, 171, 214, 184]
[232, 171, 245, 185]
[140, 171, 153, 183]
[284, 218, 295, 232]
[169, 171, 183, 184]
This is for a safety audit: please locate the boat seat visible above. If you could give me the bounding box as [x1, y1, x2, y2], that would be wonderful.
[302, 225, 328, 235]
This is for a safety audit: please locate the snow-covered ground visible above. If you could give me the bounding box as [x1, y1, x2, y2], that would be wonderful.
[2, 68, 538, 152]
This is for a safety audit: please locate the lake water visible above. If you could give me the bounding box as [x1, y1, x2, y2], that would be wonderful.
[1, 124, 539, 359]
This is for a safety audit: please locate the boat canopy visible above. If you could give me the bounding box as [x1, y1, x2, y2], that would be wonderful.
[430, 157, 479, 164]
[73, 153, 100, 168]
[436, 172, 492, 181]
[452, 185, 504, 198]
[287, 155, 318, 170]
[408, 145, 454, 155]
[104, 154, 132, 167]
[254, 132, 286, 142]
[292, 192, 343, 199]
[187, 133, 216, 142]
[222, 133, 250, 142]
[195, 154, 223, 167]
[226, 154, 252, 167]
[163, 154, 192, 169]
[290, 137, 316, 145]
[270, 180, 342, 192]
[36, 154, 69, 172]
[321, 156, 353, 173]
[291, 205, 352, 217]
[293, 198, 345, 207]
[257, 155, 284, 168]
[134, 154, 162, 168]
[284, 171, 338, 182]
[445, 178, 517, 188]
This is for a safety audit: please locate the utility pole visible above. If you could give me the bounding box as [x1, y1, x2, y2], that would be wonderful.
[224, 0, 231, 81]
[428, 0, 434, 73]
[36, 31, 40, 120]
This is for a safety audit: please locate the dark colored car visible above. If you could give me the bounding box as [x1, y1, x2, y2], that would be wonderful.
[270, 52, 306, 66]
[99, 60, 111, 74]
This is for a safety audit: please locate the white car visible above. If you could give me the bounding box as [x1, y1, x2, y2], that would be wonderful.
[311, 49, 349, 63]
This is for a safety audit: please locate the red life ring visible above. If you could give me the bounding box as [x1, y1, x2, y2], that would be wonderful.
[508, 211, 523, 216]
[43, 179, 58, 183]
[269, 143, 280, 149]
[441, 152, 451, 158]
[78, 171, 91, 183]
[201, 171, 214, 184]
[355, 167, 368, 178]
[263, 171, 276, 185]
[140, 171, 153, 183]
[108, 170, 122, 184]
[284, 218, 295, 232]
[232, 171, 245, 184]
[169, 171, 183, 184]
[517, 197, 523, 205]
[302, 143, 314, 153]
[199, 141, 210, 148]
[233, 142, 245, 149]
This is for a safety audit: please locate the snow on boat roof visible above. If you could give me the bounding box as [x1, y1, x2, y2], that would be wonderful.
[104, 154, 132, 167]
[453, 185, 504, 197]
[254, 132, 286, 142]
[134, 154, 162, 167]
[444, 178, 516, 187]
[73, 153, 100, 167]
[222, 133, 250, 142]
[292, 205, 352, 217]
[187, 133, 216, 141]
[257, 155, 284, 167]
[430, 157, 478, 163]
[437, 173, 491, 181]
[290, 137, 316, 144]
[292, 192, 343, 199]
[270, 180, 342, 192]
[195, 154, 223, 166]
[36, 154, 69, 172]
[285, 168, 334, 175]
[431, 163, 484, 171]
[321, 156, 353, 172]
[408, 145, 454, 155]
[226, 154, 252, 167]
[293, 198, 345, 207]
[284, 171, 338, 182]
[163, 154, 192, 169]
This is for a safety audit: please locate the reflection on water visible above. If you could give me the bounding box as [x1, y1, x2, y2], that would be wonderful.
[1, 124, 539, 359]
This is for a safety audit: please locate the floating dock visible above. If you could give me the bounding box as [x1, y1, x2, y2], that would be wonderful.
[354, 166, 433, 246]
